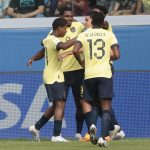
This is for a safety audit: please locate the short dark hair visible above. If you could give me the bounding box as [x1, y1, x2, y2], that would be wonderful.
[52, 18, 67, 30]
[91, 11, 105, 27]
[93, 5, 108, 15]
[60, 6, 72, 16]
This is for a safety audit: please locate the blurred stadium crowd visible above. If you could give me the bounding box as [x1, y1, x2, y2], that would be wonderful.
[0, 0, 150, 18]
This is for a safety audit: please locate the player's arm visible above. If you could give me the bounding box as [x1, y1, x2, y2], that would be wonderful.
[58, 51, 73, 61]
[27, 48, 45, 67]
[110, 44, 120, 60]
[57, 38, 76, 50]
[58, 48, 83, 61]
[73, 42, 84, 67]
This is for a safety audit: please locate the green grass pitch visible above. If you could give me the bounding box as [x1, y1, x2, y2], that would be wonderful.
[0, 139, 149, 150]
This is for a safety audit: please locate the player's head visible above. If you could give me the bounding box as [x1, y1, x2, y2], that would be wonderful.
[52, 18, 68, 37]
[84, 12, 92, 29]
[91, 11, 105, 28]
[92, 5, 108, 17]
[60, 7, 74, 27]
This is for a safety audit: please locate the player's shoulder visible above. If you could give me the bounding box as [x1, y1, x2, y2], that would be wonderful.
[102, 27, 110, 32]
[103, 29, 116, 39]
[72, 21, 84, 29]
[44, 34, 53, 40]
[43, 35, 59, 44]
[79, 28, 90, 35]
[77, 28, 91, 38]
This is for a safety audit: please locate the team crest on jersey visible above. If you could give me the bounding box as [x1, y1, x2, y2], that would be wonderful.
[70, 27, 76, 32]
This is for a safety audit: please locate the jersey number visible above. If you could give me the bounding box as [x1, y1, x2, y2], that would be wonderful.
[87, 39, 105, 59]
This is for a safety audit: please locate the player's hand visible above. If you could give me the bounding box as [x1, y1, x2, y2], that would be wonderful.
[27, 58, 33, 68]
[58, 53, 67, 61]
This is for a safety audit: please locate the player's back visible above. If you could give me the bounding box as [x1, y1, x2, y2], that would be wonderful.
[77, 28, 118, 79]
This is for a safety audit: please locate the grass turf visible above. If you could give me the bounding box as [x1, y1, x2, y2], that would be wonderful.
[0, 139, 149, 150]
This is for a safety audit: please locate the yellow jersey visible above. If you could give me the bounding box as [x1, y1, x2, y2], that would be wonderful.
[77, 28, 118, 79]
[60, 21, 85, 72]
[43, 35, 64, 84]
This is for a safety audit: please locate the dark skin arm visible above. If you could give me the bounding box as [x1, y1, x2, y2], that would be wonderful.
[57, 38, 76, 50]
[73, 42, 85, 67]
[110, 44, 120, 60]
[27, 48, 45, 67]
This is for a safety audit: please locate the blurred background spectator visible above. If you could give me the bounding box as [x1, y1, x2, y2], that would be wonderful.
[51, 0, 88, 16]
[45, 0, 88, 17]
[136, 0, 150, 14]
[72, 0, 88, 16]
[88, 0, 96, 8]
[49, 0, 58, 16]
[7, 0, 45, 18]
[57, 0, 72, 13]
[0, 0, 10, 18]
[110, 0, 137, 15]
[45, 0, 58, 17]
[96, 0, 115, 15]
[0, 0, 148, 18]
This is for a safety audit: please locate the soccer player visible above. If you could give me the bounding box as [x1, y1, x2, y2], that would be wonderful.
[59, 7, 85, 139]
[29, 17, 76, 142]
[28, 7, 85, 140]
[73, 11, 120, 147]
[81, 6, 125, 142]
[92, 5, 125, 140]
